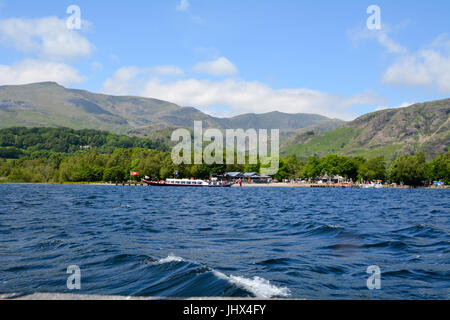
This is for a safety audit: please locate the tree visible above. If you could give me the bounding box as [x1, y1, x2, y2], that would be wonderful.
[339, 157, 359, 181]
[318, 154, 341, 176]
[389, 152, 429, 185]
[244, 163, 260, 174]
[303, 156, 321, 179]
[103, 166, 126, 182]
[315, 154, 358, 180]
[283, 154, 303, 179]
[430, 152, 449, 184]
[0, 147, 24, 159]
[358, 156, 386, 182]
[0, 159, 11, 177]
[159, 158, 175, 179]
[135, 154, 163, 180]
[0, 133, 15, 147]
[273, 157, 289, 181]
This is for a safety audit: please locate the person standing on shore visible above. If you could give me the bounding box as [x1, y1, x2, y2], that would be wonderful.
[238, 178, 242, 187]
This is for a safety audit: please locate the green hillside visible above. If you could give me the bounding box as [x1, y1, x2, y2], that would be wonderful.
[283, 98, 450, 161]
[0, 82, 343, 135]
[0, 127, 168, 159]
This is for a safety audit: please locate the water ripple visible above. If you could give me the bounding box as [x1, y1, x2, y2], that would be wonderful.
[0, 184, 449, 299]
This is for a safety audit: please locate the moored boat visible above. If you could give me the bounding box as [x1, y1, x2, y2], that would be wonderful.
[361, 181, 384, 189]
[142, 178, 233, 187]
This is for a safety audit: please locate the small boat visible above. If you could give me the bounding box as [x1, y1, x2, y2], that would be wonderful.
[374, 182, 383, 189]
[361, 181, 384, 189]
[142, 178, 233, 188]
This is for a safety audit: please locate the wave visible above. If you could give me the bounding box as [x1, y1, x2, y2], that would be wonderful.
[213, 271, 291, 299]
[255, 258, 291, 266]
[363, 240, 409, 250]
[153, 254, 185, 264]
[392, 224, 443, 239]
[325, 243, 361, 250]
[144, 254, 290, 298]
[305, 224, 344, 236]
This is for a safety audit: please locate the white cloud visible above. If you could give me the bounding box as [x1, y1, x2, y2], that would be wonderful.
[430, 34, 450, 50]
[382, 36, 450, 93]
[102, 66, 144, 96]
[103, 63, 385, 120]
[0, 17, 93, 60]
[374, 102, 412, 112]
[192, 57, 238, 76]
[136, 78, 383, 120]
[376, 32, 408, 54]
[382, 54, 432, 86]
[176, 0, 190, 12]
[151, 65, 184, 76]
[102, 65, 186, 95]
[351, 23, 450, 94]
[0, 59, 85, 86]
[348, 24, 408, 54]
[342, 90, 386, 107]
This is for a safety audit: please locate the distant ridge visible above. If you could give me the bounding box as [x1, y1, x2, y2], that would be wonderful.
[0, 82, 344, 136]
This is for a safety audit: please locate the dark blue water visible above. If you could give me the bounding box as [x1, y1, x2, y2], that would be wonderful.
[0, 184, 449, 299]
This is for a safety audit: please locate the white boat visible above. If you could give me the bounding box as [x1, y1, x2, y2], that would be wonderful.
[142, 178, 233, 187]
[361, 181, 383, 189]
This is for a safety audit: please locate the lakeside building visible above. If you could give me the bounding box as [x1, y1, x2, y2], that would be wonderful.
[223, 172, 272, 184]
[317, 174, 345, 184]
[223, 172, 243, 179]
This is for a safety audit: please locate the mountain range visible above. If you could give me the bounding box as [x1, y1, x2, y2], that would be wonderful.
[0, 82, 448, 160]
[0, 82, 344, 137]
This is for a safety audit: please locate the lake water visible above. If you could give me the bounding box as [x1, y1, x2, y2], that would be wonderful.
[0, 184, 448, 299]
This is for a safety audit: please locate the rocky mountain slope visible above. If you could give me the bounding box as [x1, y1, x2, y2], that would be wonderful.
[282, 98, 450, 160]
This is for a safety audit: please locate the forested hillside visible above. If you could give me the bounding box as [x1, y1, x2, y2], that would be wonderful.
[0, 127, 168, 159]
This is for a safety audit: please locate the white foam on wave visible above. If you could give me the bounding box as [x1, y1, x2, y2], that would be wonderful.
[213, 271, 291, 299]
[151, 255, 290, 298]
[324, 224, 344, 229]
[156, 254, 184, 264]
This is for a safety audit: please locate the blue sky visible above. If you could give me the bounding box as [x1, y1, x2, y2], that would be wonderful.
[0, 0, 449, 120]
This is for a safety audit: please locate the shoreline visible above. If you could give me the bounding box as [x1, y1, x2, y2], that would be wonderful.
[233, 183, 448, 189]
[0, 181, 448, 189]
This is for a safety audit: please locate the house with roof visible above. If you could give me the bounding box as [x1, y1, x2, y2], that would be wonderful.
[243, 172, 271, 184]
[224, 172, 244, 179]
[223, 172, 271, 184]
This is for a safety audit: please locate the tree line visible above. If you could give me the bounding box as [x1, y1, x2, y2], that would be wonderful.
[279, 153, 448, 185]
[0, 145, 448, 185]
